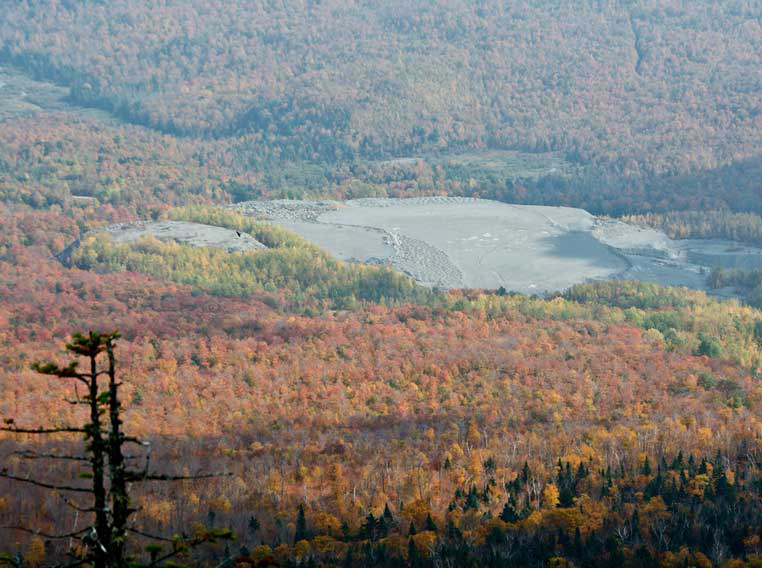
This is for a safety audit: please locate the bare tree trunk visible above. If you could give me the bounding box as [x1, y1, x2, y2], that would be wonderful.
[107, 340, 129, 568]
[88, 349, 110, 568]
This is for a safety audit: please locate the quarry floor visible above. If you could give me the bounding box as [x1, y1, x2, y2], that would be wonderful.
[232, 197, 760, 294]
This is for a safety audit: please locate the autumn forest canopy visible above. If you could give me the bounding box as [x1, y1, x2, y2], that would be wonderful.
[3, 1, 762, 567]
[1, 0, 762, 212]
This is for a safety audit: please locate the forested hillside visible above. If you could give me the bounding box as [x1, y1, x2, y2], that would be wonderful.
[4, 200, 762, 565]
[1, 0, 761, 213]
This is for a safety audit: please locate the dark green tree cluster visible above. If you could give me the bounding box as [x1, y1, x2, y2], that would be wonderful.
[272, 450, 762, 568]
[623, 208, 762, 244]
[709, 267, 762, 310]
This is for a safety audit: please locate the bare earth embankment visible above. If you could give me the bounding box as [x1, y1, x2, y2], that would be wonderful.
[57, 221, 265, 265]
[104, 221, 266, 252]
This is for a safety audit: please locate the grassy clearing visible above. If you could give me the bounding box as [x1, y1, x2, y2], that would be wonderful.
[0, 65, 112, 121]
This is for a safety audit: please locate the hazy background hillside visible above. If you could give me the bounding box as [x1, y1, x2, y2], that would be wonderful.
[2, 0, 761, 212]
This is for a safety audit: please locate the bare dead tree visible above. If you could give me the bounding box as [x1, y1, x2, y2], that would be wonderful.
[1, 331, 233, 568]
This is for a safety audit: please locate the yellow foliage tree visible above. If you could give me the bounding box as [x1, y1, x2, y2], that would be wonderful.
[542, 483, 560, 509]
[293, 540, 311, 563]
[25, 537, 45, 567]
[466, 422, 481, 448]
[401, 498, 433, 530]
[412, 531, 438, 558]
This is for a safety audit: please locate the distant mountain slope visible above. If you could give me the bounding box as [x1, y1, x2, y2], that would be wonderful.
[2, 0, 760, 176]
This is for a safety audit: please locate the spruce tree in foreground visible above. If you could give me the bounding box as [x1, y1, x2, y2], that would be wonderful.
[0, 331, 232, 567]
